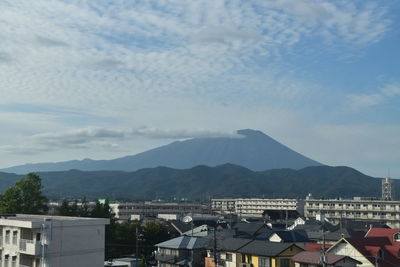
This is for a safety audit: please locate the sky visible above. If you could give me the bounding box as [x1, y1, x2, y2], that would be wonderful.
[0, 0, 399, 178]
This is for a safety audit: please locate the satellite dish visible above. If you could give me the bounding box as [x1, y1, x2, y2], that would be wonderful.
[182, 216, 193, 223]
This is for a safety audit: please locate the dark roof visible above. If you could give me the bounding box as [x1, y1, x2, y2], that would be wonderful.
[232, 221, 270, 236]
[155, 236, 210, 249]
[292, 251, 361, 265]
[270, 230, 310, 242]
[170, 220, 192, 234]
[238, 240, 303, 257]
[216, 237, 303, 257]
[217, 237, 254, 251]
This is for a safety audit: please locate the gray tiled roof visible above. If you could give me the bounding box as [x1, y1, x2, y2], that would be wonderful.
[238, 240, 301, 257]
[155, 236, 210, 249]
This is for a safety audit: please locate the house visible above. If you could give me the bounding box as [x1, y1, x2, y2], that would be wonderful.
[232, 220, 271, 238]
[205, 237, 304, 267]
[267, 230, 310, 243]
[105, 257, 140, 267]
[327, 228, 400, 267]
[155, 235, 209, 267]
[0, 214, 109, 267]
[292, 251, 362, 267]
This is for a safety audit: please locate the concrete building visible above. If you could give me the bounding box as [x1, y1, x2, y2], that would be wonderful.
[305, 197, 400, 228]
[110, 202, 206, 221]
[0, 214, 109, 267]
[211, 198, 305, 218]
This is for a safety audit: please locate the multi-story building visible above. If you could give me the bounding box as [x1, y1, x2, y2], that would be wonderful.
[0, 214, 109, 267]
[110, 202, 207, 221]
[305, 197, 400, 228]
[211, 198, 305, 218]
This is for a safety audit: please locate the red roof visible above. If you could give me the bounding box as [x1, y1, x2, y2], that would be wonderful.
[292, 251, 360, 265]
[366, 228, 400, 245]
[304, 243, 332, 252]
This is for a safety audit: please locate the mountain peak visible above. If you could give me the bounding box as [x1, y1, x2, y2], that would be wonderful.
[237, 129, 266, 137]
[1, 129, 322, 174]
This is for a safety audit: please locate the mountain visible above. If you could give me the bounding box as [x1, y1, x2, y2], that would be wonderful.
[0, 165, 391, 200]
[0, 129, 322, 174]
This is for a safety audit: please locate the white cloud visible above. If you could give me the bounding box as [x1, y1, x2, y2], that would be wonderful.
[0, 126, 240, 154]
[348, 83, 400, 109]
[0, 0, 397, 177]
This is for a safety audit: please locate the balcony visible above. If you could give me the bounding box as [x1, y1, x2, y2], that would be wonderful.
[19, 239, 41, 255]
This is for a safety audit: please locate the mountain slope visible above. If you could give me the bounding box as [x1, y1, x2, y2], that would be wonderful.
[0, 129, 321, 173]
[0, 165, 392, 200]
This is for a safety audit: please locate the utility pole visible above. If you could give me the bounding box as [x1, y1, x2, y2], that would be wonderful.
[136, 227, 139, 264]
[320, 212, 327, 267]
[213, 225, 219, 267]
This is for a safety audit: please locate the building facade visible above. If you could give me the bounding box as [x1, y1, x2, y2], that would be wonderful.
[211, 198, 305, 218]
[110, 202, 206, 221]
[305, 197, 400, 228]
[0, 214, 109, 267]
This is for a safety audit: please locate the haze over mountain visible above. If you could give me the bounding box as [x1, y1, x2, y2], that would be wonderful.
[1, 129, 322, 174]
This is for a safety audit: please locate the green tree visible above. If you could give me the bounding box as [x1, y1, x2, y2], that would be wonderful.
[91, 199, 112, 218]
[57, 199, 72, 216]
[78, 197, 90, 217]
[0, 173, 48, 214]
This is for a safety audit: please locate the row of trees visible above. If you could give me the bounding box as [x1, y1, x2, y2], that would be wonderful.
[0, 173, 173, 262]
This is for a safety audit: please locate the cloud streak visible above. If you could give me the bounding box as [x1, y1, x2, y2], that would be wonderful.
[348, 83, 400, 109]
[0, 127, 240, 154]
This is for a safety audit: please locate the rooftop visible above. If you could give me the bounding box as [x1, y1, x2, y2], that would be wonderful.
[0, 214, 109, 228]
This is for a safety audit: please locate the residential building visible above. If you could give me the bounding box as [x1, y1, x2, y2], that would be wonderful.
[155, 235, 209, 267]
[211, 198, 305, 218]
[292, 251, 361, 267]
[110, 202, 206, 221]
[0, 214, 109, 267]
[327, 228, 400, 267]
[305, 197, 400, 228]
[206, 237, 304, 267]
[104, 257, 140, 267]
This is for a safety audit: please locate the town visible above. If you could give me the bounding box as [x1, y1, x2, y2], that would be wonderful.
[0, 0, 398, 266]
[1, 175, 398, 266]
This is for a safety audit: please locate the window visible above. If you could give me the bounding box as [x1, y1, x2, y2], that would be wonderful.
[12, 231, 17, 245]
[36, 233, 41, 241]
[259, 257, 270, 267]
[394, 233, 400, 242]
[5, 230, 10, 244]
[279, 259, 290, 267]
[226, 253, 233, 262]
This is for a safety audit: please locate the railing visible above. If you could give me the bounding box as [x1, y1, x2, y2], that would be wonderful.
[19, 239, 34, 251]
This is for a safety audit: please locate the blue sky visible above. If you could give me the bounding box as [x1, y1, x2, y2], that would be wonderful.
[0, 0, 399, 178]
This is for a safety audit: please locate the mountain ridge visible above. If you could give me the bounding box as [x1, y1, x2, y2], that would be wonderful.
[0, 129, 322, 174]
[0, 165, 393, 200]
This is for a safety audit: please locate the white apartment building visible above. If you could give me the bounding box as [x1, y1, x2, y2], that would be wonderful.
[305, 197, 400, 228]
[110, 202, 206, 221]
[211, 198, 305, 218]
[0, 214, 109, 267]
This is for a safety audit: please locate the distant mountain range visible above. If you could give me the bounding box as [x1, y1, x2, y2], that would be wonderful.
[0, 129, 322, 174]
[0, 165, 391, 200]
